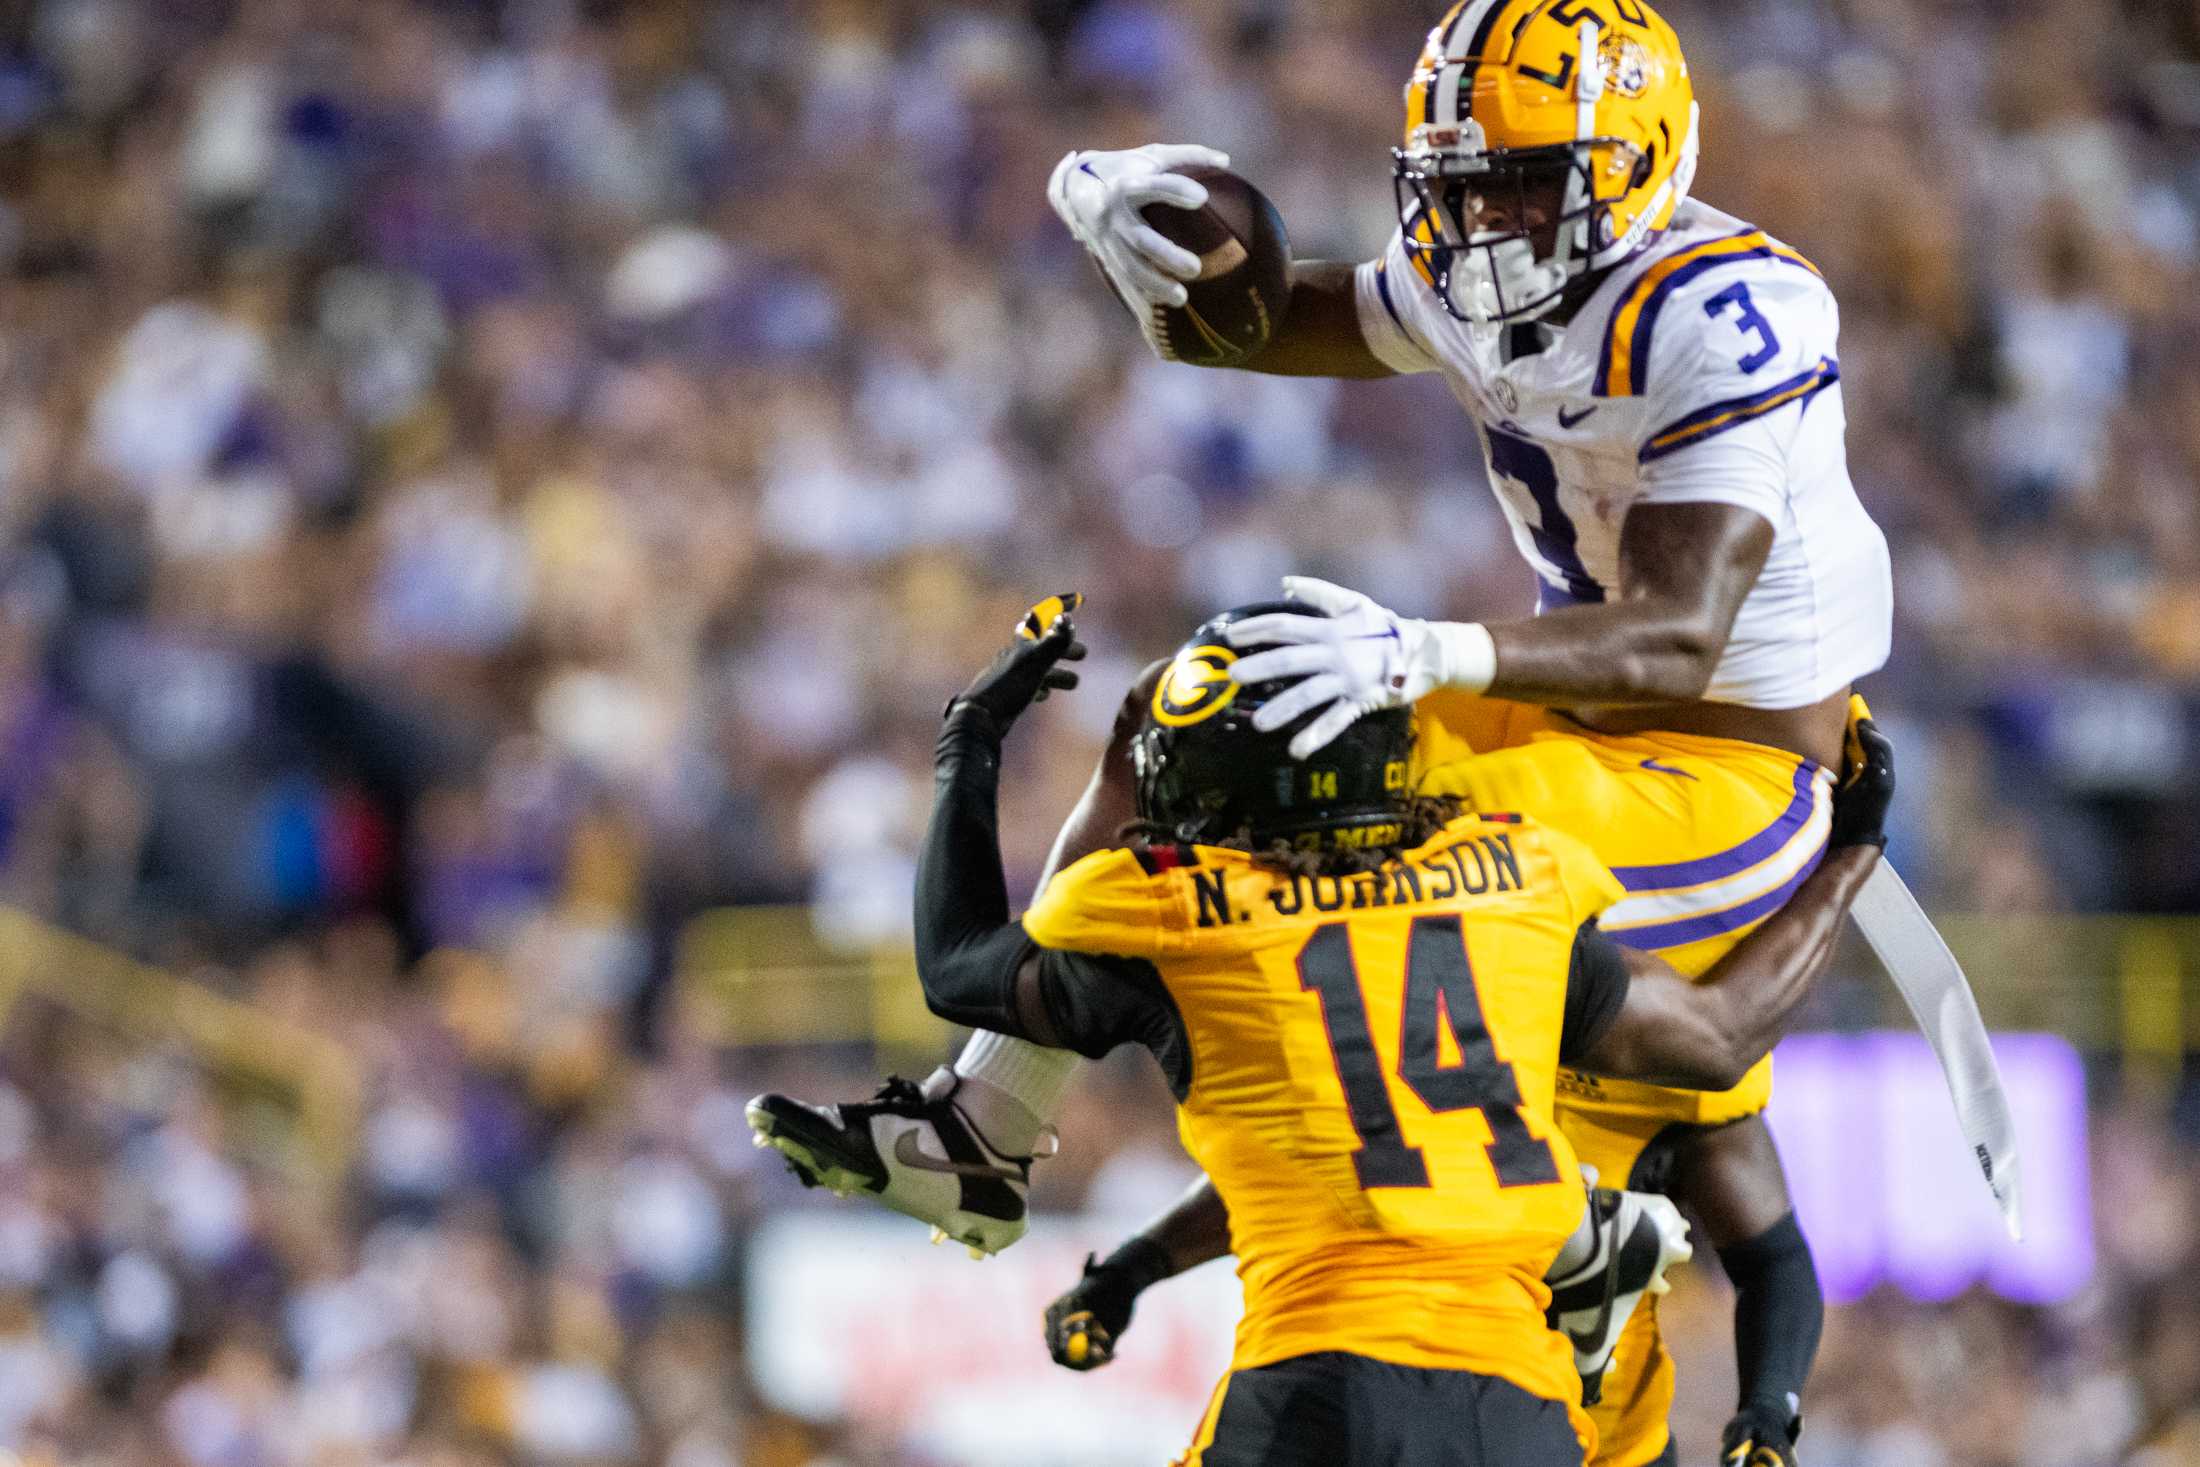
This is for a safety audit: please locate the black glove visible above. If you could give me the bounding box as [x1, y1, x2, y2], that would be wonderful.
[947, 595, 1087, 738]
[1720, 1400, 1800, 1467]
[1828, 707, 1894, 851]
[1042, 1236, 1172, 1371]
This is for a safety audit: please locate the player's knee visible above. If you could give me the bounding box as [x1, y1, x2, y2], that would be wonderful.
[1717, 1212, 1823, 1339]
[1720, 1212, 1818, 1289]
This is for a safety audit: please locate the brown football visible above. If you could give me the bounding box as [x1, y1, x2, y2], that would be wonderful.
[1140, 166, 1292, 368]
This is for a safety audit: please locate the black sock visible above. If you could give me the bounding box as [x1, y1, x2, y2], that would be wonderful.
[1717, 1210, 1823, 1420]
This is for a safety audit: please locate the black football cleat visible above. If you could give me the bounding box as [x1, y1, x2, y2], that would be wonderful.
[746, 1071, 1033, 1257]
[1546, 1186, 1693, 1404]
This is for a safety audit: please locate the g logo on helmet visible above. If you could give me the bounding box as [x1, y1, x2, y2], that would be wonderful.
[1152, 644, 1240, 727]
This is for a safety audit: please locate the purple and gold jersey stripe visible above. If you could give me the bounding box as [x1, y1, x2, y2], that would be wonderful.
[1594, 230, 1822, 398]
[1374, 256, 1412, 335]
[1594, 759, 1834, 952]
[1608, 843, 1828, 950]
[1638, 356, 1840, 461]
[1609, 760, 1818, 891]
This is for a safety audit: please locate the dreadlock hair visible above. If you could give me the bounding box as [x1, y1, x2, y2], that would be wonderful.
[1119, 793, 1470, 879]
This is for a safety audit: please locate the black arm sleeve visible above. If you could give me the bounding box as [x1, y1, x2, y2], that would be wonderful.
[1719, 1211, 1823, 1418]
[913, 709, 1191, 1096]
[1033, 950, 1192, 1100]
[1559, 920, 1633, 1066]
[912, 707, 1037, 1033]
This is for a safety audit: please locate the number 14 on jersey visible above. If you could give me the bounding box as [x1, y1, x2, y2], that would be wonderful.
[1297, 915, 1563, 1192]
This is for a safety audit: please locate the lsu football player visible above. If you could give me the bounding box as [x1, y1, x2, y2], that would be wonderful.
[884, 607, 1889, 1467]
[1059, 4, 1882, 1463]
[751, 2, 1891, 1463]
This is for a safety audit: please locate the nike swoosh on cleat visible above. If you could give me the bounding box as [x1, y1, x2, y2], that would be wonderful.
[1557, 405, 1598, 428]
[893, 1129, 1023, 1181]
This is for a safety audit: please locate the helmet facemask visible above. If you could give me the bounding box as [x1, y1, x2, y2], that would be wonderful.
[1395, 132, 1647, 326]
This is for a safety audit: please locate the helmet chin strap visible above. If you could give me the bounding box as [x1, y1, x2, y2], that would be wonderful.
[1453, 236, 1566, 327]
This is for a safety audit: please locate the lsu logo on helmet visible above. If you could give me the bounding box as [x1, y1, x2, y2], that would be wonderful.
[1599, 33, 1651, 96]
[1152, 644, 1240, 727]
[1394, 0, 1701, 323]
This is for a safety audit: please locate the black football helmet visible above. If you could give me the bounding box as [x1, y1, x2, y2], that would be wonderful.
[1131, 601, 1415, 852]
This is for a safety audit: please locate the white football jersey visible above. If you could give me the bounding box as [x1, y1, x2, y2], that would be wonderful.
[1353, 199, 1891, 710]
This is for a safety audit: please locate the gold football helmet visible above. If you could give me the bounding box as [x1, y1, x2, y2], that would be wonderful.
[1396, 0, 1700, 323]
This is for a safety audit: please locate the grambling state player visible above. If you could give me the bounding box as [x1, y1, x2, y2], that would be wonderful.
[882, 606, 1889, 1466]
[750, 3, 1891, 1463]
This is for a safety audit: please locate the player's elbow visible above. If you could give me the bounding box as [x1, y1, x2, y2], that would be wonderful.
[911, 940, 1009, 1033]
[1700, 1013, 1776, 1090]
[1651, 1046, 1752, 1092]
[1619, 625, 1722, 701]
[1660, 1010, 1760, 1090]
[1690, 1046, 1756, 1092]
[912, 954, 965, 1024]
[1588, 1019, 1751, 1091]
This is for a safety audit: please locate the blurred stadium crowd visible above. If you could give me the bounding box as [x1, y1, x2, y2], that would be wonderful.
[0, 0, 2198, 1463]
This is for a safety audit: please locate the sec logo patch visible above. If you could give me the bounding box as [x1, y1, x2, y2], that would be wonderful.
[1153, 644, 1240, 726]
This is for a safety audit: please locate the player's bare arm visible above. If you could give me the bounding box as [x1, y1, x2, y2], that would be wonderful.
[1241, 261, 1397, 379]
[1573, 844, 1875, 1090]
[1484, 500, 1772, 708]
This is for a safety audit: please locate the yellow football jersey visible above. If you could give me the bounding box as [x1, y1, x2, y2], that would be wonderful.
[1022, 811, 1628, 1442]
[1409, 690, 1835, 1467]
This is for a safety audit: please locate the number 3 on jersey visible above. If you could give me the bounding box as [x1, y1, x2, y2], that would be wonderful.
[1298, 915, 1562, 1191]
[1705, 281, 1780, 372]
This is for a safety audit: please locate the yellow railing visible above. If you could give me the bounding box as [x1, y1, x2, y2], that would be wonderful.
[1925, 915, 2200, 1083]
[0, 909, 363, 1190]
[675, 906, 2200, 1066]
[674, 906, 947, 1065]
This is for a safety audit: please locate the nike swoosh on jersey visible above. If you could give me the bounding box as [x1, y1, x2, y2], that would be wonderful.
[892, 1129, 1020, 1180]
[1557, 405, 1598, 428]
[1637, 757, 1698, 779]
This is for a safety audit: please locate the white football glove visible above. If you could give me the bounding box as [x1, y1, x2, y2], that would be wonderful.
[1048, 143, 1231, 343]
[1224, 577, 1496, 759]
